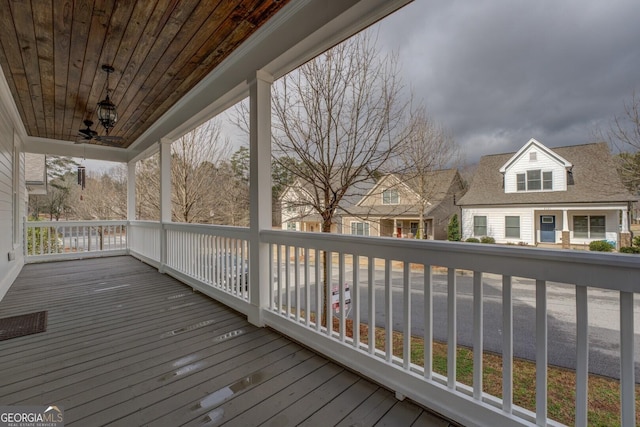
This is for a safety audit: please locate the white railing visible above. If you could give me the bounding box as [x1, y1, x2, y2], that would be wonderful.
[25, 220, 127, 262]
[162, 223, 251, 308]
[128, 221, 162, 267]
[22, 220, 639, 426]
[260, 230, 639, 427]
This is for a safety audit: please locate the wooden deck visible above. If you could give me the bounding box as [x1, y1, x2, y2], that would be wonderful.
[0, 256, 455, 426]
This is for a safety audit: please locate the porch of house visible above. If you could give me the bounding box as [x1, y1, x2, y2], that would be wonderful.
[0, 256, 452, 426]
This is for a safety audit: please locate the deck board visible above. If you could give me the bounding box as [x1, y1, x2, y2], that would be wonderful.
[0, 256, 455, 426]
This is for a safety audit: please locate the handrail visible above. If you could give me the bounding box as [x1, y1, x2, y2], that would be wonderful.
[260, 229, 639, 426]
[25, 220, 127, 260]
[22, 221, 639, 426]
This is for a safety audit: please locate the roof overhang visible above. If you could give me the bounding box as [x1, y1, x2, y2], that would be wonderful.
[4, 0, 413, 163]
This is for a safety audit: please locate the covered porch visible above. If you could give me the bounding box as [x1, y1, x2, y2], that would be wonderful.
[2, 1, 640, 426]
[533, 207, 632, 249]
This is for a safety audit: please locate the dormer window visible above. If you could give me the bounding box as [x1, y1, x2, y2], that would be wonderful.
[527, 170, 541, 190]
[543, 171, 553, 189]
[382, 188, 399, 205]
[516, 170, 553, 191]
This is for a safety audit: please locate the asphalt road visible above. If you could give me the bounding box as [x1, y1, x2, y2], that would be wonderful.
[278, 265, 640, 382]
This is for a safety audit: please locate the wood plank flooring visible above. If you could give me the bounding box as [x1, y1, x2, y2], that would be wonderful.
[0, 256, 455, 426]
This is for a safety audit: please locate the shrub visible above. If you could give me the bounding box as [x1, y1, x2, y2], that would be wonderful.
[619, 246, 640, 254]
[480, 236, 495, 244]
[633, 235, 640, 248]
[447, 214, 460, 241]
[466, 237, 480, 243]
[26, 226, 63, 255]
[589, 240, 614, 252]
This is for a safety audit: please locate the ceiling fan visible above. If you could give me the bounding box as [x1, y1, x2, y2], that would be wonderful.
[76, 119, 123, 147]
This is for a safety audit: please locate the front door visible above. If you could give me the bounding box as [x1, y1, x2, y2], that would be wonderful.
[540, 215, 556, 242]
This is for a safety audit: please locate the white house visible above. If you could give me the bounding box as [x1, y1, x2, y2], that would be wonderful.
[280, 176, 375, 233]
[458, 138, 636, 248]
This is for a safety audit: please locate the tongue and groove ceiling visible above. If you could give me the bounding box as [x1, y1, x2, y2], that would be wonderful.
[0, 0, 289, 148]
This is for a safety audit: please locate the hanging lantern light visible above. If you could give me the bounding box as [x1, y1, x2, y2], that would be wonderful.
[96, 65, 118, 134]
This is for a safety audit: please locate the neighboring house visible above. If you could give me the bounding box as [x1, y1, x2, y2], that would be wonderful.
[280, 180, 328, 233]
[343, 170, 464, 239]
[25, 153, 47, 195]
[281, 169, 465, 240]
[458, 138, 636, 248]
[280, 177, 375, 234]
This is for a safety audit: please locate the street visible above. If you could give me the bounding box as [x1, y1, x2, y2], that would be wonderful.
[276, 263, 640, 382]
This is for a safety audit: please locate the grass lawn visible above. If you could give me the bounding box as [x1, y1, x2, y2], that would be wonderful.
[330, 317, 640, 426]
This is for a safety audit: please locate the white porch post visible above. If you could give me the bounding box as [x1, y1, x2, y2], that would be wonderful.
[561, 208, 570, 249]
[620, 206, 632, 248]
[127, 161, 136, 221]
[248, 70, 273, 326]
[126, 160, 136, 255]
[159, 138, 172, 272]
[622, 207, 629, 233]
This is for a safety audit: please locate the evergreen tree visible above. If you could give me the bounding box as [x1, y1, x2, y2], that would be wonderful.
[447, 214, 460, 241]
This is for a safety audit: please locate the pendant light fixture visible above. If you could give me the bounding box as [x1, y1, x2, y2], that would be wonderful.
[96, 64, 118, 134]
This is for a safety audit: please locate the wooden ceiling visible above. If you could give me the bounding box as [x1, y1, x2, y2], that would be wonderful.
[0, 0, 289, 148]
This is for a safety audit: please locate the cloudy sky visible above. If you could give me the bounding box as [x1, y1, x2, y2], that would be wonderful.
[374, 0, 640, 164]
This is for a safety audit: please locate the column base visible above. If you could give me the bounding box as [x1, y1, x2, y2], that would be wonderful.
[620, 232, 631, 248]
[561, 231, 571, 249]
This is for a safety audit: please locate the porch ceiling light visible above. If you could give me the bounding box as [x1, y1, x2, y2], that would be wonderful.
[96, 64, 118, 134]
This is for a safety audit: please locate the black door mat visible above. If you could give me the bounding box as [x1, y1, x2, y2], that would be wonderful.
[0, 311, 48, 341]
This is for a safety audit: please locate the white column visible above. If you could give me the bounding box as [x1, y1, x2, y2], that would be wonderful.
[127, 161, 136, 221]
[621, 208, 629, 233]
[248, 70, 273, 326]
[562, 209, 569, 231]
[159, 138, 172, 272]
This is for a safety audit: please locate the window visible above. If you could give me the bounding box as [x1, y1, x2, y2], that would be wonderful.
[351, 222, 370, 236]
[541, 216, 554, 224]
[573, 216, 588, 238]
[517, 169, 553, 191]
[573, 215, 605, 239]
[505, 216, 520, 238]
[590, 216, 605, 239]
[473, 216, 487, 236]
[410, 222, 419, 236]
[287, 222, 297, 231]
[529, 152, 537, 161]
[543, 171, 553, 190]
[527, 170, 541, 190]
[382, 189, 399, 205]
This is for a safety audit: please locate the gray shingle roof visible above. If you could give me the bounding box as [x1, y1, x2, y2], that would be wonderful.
[348, 169, 462, 217]
[457, 142, 636, 206]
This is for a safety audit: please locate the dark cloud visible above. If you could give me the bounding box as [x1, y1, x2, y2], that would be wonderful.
[376, 0, 640, 162]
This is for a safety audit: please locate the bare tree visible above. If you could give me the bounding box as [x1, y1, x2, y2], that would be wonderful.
[264, 31, 413, 325]
[73, 166, 127, 220]
[608, 90, 640, 195]
[398, 107, 461, 238]
[136, 153, 160, 221]
[212, 161, 250, 226]
[171, 119, 231, 223]
[271, 31, 412, 233]
[135, 118, 241, 223]
[42, 173, 76, 221]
